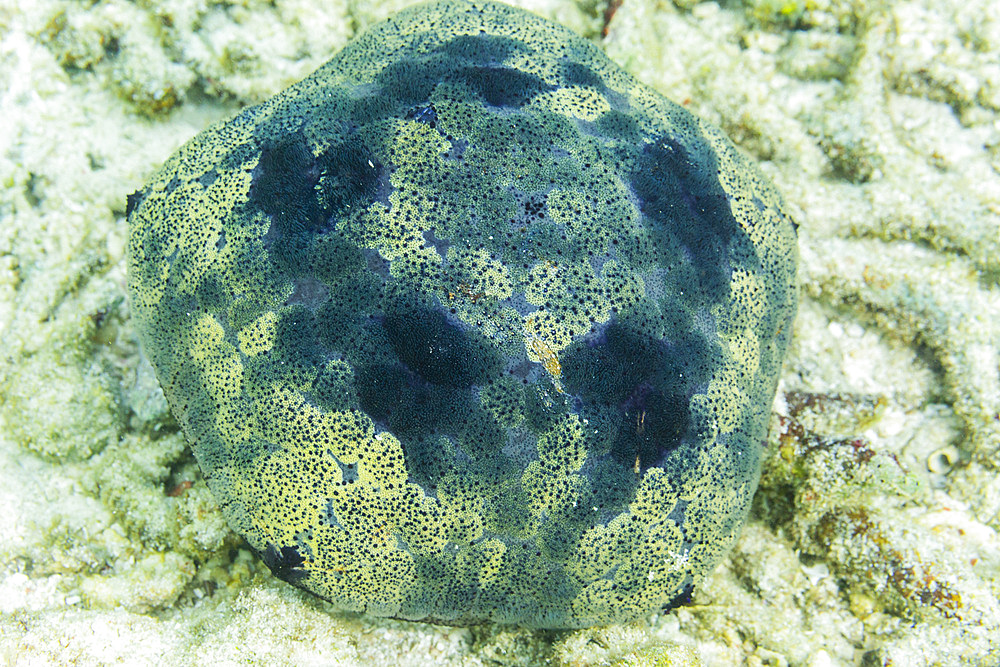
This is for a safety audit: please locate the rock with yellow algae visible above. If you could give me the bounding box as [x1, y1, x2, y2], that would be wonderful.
[127, 0, 797, 627]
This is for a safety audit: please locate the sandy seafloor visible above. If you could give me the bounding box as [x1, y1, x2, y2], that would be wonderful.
[1, 0, 999, 664]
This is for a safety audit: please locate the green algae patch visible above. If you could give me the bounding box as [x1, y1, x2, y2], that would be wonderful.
[127, 0, 797, 628]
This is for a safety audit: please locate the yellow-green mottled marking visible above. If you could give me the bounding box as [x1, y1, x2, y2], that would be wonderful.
[127, 0, 797, 628]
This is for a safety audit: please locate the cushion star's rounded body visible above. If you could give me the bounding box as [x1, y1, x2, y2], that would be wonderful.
[127, 0, 798, 628]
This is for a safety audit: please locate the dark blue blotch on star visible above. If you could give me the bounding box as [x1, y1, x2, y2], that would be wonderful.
[261, 543, 308, 584]
[630, 134, 746, 298]
[249, 132, 381, 275]
[562, 322, 713, 471]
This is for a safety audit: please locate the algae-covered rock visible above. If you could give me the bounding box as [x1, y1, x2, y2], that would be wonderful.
[126, 0, 797, 628]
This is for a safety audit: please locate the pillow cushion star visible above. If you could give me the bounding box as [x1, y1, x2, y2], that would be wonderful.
[127, 0, 798, 628]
